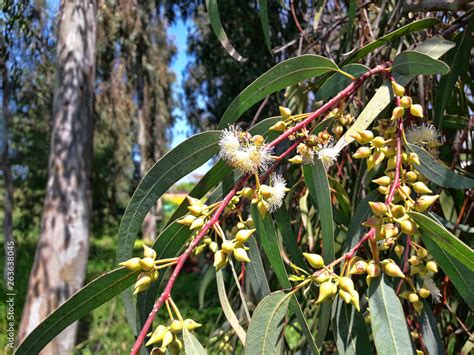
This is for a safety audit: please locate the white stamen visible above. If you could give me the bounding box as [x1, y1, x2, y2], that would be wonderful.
[267, 174, 287, 212]
[317, 141, 341, 169]
[423, 277, 442, 303]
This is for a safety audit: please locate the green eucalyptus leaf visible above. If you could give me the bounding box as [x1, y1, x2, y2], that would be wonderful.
[332, 298, 373, 355]
[407, 144, 474, 190]
[392, 51, 450, 76]
[247, 236, 271, 301]
[368, 275, 415, 354]
[244, 291, 291, 354]
[205, 0, 247, 62]
[315, 64, 369, 101]
[251, 207, 320, 354]
[408, 212, 474, 271]
[16, 268, 138, 354]
[183, 328, 207, 355]
[257, 0, 272, 53]
[434, 20, 473, 127]
[418, 301, 446, 355]
[218, 55, 339, 128]
[117, 131, 220, 265]
[341, 18, 440, 66]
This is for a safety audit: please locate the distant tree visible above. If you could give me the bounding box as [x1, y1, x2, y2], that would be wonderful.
[19, 1, 97, 353]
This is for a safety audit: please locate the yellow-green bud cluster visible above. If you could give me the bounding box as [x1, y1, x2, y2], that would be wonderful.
[213, 222, 255, 271]
[146, 318, 201, 353]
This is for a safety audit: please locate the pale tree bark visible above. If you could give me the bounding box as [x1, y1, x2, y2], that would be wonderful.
[1, 33, 15, 285]
[18, 1, 97, 353]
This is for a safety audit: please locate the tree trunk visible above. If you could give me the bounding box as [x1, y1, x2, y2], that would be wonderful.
[18, 1, 97, 353]
[1, 33, 15, 286]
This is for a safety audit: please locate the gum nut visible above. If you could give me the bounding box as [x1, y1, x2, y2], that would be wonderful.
[236, 229, 256, 242]
[139, 257, 155, 271]
[410, 104, 424, 118]
[279, 106, 292, 119]
[252, 135, 265, 146]
[143, 244, 157, 259]
[177, 214, 196, 226]
[339, 277, 355, 294]
[410, 265, 420, 276]
[240, 187, 254, 199]
[233, 248, 251, 263]
[416, 247, 428, 258]
[161, 331, 174, 348]
[405, 171, 418, 182]
[236, 222, 246, 230]
[372, 176, 391, 186]
[213, 250, 227, 271]
[409, 152, 421, 165]
[369, 202, 388, 217]
[409, 255, 421, 266]
[353, 146, 371, 159]
[372, 136, 386, 148]
[383, 262, 405, 278]
[221, 240, 235, 253]
[350, 291, 361, 312]
[408, 293, 419, 303]
[385, 224, 399, 239]
[245, 217, 254, 227]
[270, 121, 287, 132]
[188, 205, 203, 216]
[418, 288, 431, 299]
[359, 130, 374, 143]
[413, 301, 423, 315]
[209, 241, 218, 253]
[426, 261, 438, 273]
[400, 96, 412, 108]
[303, 253, 325, 269]
[184, 319, 202, 330]
[260, 185, 273, 199]
[414, 195, 439, 212]
[391, 81, 405, 96]
[390, 205, 406, 219]
[392, 107, 405, 120]
[316, 281, 335, 304]
[314, 270, 330, 284]
[400, 219, 418, 235]
[186, 195, 202, 206]
[257, 200, 268, 217]
[148, 325, 167, 344]
[170, 320, 183, 333]
[119, 257, 142, 271]
[412, 181, 432, 194]
[339, 289, 352, 304]
[190, 217, 205, 230]
[394, 245, 404, 258]
[350, 260, 368, 275]
[367, 262, 381, 278]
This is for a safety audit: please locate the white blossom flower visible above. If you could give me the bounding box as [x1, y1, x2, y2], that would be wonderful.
[219, 125, 273, 174]
[423, 277, 442, 303]
[267, 174, 287, 212]
[316, 141, 341, 169]
[405, 124, 441, 148]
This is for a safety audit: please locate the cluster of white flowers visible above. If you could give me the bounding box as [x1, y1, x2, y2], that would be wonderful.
[423, 277, 442, 303]
[219, 126, 273, 174]
[267, 174, 287, 212]
[317, 141, 342, 169]
[405, 124, 441, 148]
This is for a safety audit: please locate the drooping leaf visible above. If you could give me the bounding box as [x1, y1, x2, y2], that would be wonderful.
[198, 266, 216, 309]
[368, 275, 415, 354]
[303, 161, 335, 262]
[257, 0, 272, 54]
[418, 301, 446, 355]
[218, 55, 339, 128]
[247, 236, 271, 301]
[434, 20, 473, 127]
[315, 64, 369, 101]
[392, 51, 450, 76]
[216, 270, 247, 344]
[183, 328, 207, 355]
[205, 0, 247, 62]
[332, 298, 373, 355]
[408, 212, 474, 271]
[341, 18, 440, 66]
[244, 291, 291, 355]
[407, 143, 474, 189]
[117, 131, 220, 265]
[251, 207, 320, 354]
[412, 215, 474, 309]
[16, 268, 139, 354]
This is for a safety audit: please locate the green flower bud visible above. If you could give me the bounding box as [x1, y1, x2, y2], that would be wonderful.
[419, 288, 431, 299]
[188, 205, 203, 216]
[426, 261, 438, 273]
[177, 215, 196, 226]
[409, 255, 421, 266]
[371, 136, 386, 148]
[270, 121, 287, 132]
[239, 187, 254, 199]
[367, 151, 385, 170]
[369, 202, 388, 216]
[190, 217, 205, 230]
[372, 176, 391, 186]
[316, 281, 337, 304]
[400, 96, 412, 108]
[410, 104, 423, 118]
[394, 244, 404, 258]
[416, 247, 428, 258]
[233, 248, 251, 263]
[170, 320, 183, 333]
[391, 81, 405, 96]
[209, 241, 218, 253]
[213, 251, 228, 271]
[339, 277, 355, 294]
[184, 319, 202, 330]
[119, 257, 142, 271]
[391, 205, 406, 219]
[146, 325, 168, 346]
[235, 229, 256, 242]
[221, 240, 235, 253]
[367, 261, 381, 278]
[358, 130, 374, 143]
[303, 253, 325, 269]
[350, 290, 361, 312]
[413, 301, 423, 315]
[353, 146, 371, 159]
[279, 106, 292, 119]
[186, 195, 202, 206]
[314, 270, 330, 284]
[408, 293, 419, 303]
[412, 181, 432, 194]
[350, 260, 368, 275]
[139, 257, 155, 271]
[400, 219, 418, 235]
[257, 200, 269, 217]
[409, 152, 421, 165]
[289, 155, 303, 164]
[391, 107, 405, 120]
[414, 195, 439, 212]
[134, 272, 153, 295]
[383, 261, 405, 278]
[161, 331, 174, 349]
[143, 244, 157, 259]
[339, 289, 352, 304]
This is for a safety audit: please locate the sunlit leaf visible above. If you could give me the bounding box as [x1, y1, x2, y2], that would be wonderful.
[257, 0, 272, 54]
[183, 328, 207, 355]
[392, 51, 450, 76]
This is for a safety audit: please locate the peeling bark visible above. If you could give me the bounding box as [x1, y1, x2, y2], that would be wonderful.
[18, 1, 97, 353]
